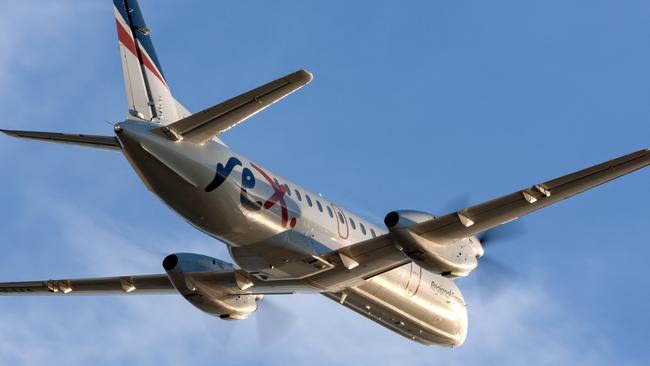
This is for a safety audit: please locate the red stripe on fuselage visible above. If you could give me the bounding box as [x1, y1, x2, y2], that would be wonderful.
[115, 18, 167, 87]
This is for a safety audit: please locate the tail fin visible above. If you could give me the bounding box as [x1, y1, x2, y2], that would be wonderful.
[113, 0, 182, 124]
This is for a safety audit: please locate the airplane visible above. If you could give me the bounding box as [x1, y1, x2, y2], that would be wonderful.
[0, 0, 648, 348]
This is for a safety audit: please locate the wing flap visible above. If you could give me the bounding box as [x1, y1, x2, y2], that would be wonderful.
[1, 129, 121, 151]
[410, 149, 650, 244]
[304, 235, 410, 290]
[161, 69, 313, 144]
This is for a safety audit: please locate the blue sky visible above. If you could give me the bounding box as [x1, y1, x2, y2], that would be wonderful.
[1, 0, 649, 365]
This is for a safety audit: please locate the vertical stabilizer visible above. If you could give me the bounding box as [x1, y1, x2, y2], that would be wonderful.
[113, 0, 180, 124]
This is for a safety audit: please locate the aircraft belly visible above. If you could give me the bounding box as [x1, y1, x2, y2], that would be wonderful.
[324, 264, 468, 346]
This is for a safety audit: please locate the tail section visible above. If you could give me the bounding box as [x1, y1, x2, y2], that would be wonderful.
[113, 0, 182, 124]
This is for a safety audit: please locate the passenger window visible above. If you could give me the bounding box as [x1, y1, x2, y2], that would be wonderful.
[306, 195, 313, 207]
[370, 229, 377, 238]
[284, 184, 291, 196]
[316, 200, 323, 212]
[273, 178, 280, 188]
[360, 223, 367, 235]
[350, 218, 356, 230]
[338, 212, 345, 224]
[327, 206, 334, 218]
[295, 189, 302, 201]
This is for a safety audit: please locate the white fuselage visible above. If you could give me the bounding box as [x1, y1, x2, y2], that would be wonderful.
[116, 119, 468, 346]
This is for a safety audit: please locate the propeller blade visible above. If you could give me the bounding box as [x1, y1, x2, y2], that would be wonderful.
[254, 297, 297, 346]
[439, 194, 470, 215]
[207, 316, 237, 345]
[475, 255, 516, 303]
[477, 220, 526, 247]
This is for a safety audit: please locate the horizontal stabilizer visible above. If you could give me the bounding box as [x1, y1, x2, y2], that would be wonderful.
[161, 69, 313, 144]
[1, 129, 121, 151]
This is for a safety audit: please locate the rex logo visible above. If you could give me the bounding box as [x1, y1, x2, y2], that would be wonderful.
[206, 157, 297, 228]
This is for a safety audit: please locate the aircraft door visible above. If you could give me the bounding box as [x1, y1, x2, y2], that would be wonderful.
[331, 204, 349, 240]
[404, 263, 422, 297]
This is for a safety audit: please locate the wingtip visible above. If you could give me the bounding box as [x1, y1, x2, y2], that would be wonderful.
[303, 69, 314, 83]
[297, 69, 314, 84]
[0, 129, 17, 137]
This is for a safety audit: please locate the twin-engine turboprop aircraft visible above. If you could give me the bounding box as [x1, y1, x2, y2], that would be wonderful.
[1, 0, 649, 347]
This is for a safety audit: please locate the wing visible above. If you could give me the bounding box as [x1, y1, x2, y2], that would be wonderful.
[307, 234, 409, 290]
[160, 69, 313, 144]
[210, 234, 409, 293]
[0, 130, 121, 151]
[0, 235, 407, 297]
[408, 149, 650, 244]
[0, 274, 174, 295]
[0, 272, 306, 296]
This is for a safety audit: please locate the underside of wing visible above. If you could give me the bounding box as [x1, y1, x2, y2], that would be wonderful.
[0, 274, 174, 296]
[406, 149, 650, 244]
[0, 235, 410, 296]
[231, 233, 410, 291]
[307, 234, 410, 290]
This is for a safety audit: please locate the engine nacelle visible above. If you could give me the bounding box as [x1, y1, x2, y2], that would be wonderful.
[385, 210, 482, 277]
[162, 253, 260, 320]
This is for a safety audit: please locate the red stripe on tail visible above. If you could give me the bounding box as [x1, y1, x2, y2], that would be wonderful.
[115, 19, 137, 56]
[138, 46, 167, 86]
[116, 18, 167, 87]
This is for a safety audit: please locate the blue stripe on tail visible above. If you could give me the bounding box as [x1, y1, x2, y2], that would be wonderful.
[113, 0, 166, 80]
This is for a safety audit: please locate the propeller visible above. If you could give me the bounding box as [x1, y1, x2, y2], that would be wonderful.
[473, 220, 526, 302]
[477, 220, 527, 248]
[474, 254, 516, 302]
[439, 194, 470, 215]
[440, 195, 526, 301]
[204, 296, 297, 346]
[253, 296, 297, 347]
